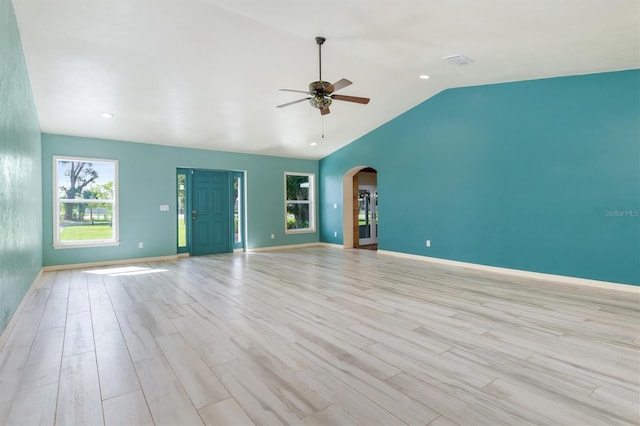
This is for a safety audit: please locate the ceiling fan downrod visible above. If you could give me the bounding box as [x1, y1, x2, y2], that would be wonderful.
[316, 36, 325, 83]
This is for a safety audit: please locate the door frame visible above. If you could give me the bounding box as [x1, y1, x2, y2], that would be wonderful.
[176, 168, 245, 255]
[342, 166, 377, 248]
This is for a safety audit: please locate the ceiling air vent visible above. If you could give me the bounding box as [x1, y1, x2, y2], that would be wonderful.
[443, 54, 474, 65]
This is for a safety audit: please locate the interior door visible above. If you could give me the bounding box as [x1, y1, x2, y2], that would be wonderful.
[192, 170, 230, 255]
[358, 185, 377, 245]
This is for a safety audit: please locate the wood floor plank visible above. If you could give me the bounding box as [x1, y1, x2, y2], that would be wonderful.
[291, 338, 441, 425]
[39, 273, 69, 331]
[212, 361, 302, 425]
[171, 315, 237, 368]
[295, 367, 405, 426]
[134, 355, 204, 425]
[18, 326, 64, 390]
[590, 385, 640, 421]
[284, 305, 376, 349]
[349, 321, 453, 356]
[429, 415, 460, 426]
[62, 310, 94, 357]
[482, 378, 624, 425]
[302, 404, 359, 426]
[67, 270, 90, 314]
[288, 321, 401, 380]
[118, 312, 163, 362]
[224, 347, 330, 421]
[0, 247, 638, 425]
[103, 276, 138, 315]
[0, 401, 9, 425]
[386, 371, 531, 426]
[103, 389, 154, 426]
[365, 341, 496, 389]
[6, 382, 58, 426]
[88, 275, 120, 335]
[155, 333, 230, 409]
[0, 346, 31, 405]
[198, 397, 256, 426]
[56, 351, 103, 426]
[3, 288, 49, 350]
[137, 300, 179, 337]
[95, 329, 140, 400]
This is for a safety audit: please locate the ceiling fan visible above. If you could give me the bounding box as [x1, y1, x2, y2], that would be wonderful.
[276, 36, 370, 116]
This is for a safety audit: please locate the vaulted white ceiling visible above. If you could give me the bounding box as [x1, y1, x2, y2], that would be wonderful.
[12, 0, 640, 159]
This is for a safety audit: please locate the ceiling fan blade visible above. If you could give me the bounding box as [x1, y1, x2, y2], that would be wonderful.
[326, 78, 352, 93]
[276, 98, 311, 108]
[331, 94, 370, 104]
[320, 107, 330, 116]
[279, 88, 312, 95]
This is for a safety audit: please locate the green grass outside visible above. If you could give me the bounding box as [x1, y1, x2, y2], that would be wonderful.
[178, 222, 186, 247]
[60, 224, 113, 241]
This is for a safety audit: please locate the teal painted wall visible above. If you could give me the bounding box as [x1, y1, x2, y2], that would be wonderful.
[320, 70, 640, 285]
[42, 134, 318, 266]
[0, 0, 43, 332]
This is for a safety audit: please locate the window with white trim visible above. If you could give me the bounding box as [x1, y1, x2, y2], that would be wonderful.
[54, 157, 119, 248]
[285, 172, 315, 233]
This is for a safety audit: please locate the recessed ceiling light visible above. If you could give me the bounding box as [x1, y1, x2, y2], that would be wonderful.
[309, 142, 318, 146]
[419, 74, 430, 80]
[100, 112, 114, 118]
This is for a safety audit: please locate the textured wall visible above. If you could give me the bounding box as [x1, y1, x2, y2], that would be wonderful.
[0, 0, 43, 333]
[42, 134, 318, 266]
[320, 70, 640, 285]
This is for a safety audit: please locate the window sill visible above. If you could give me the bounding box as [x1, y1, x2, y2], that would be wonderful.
[285, 229, 316, 235]
[53, 241, 120, 249]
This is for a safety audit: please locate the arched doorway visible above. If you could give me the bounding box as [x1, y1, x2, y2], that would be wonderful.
[342, 166, 378, 249]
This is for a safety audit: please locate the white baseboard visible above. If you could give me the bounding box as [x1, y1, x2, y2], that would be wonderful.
[247, 242, 327, 252]
[377, 250, 639, 293]
[316, 242, 344, 249]
[42, 254, 179, 272]
[0, 268, 44, 351]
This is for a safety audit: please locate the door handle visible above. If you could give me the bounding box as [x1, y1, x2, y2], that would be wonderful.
[192, 210, 197, 220]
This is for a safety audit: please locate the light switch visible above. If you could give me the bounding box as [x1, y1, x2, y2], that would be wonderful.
[160, 204, 169, 211]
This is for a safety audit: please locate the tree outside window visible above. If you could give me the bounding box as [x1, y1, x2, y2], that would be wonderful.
[54, 157, 118, 247]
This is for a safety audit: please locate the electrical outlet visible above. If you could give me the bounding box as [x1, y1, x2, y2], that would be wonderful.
[426, 240, 431, 248]
[270, 234, 275, 240]
[138, 242, 144, 249]
[334, 231, 338, 237]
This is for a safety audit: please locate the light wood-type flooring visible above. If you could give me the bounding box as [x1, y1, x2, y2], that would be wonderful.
[0, 247, 638, 425]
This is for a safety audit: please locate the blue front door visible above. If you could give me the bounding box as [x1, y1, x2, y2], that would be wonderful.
[192, 170, 231, 256]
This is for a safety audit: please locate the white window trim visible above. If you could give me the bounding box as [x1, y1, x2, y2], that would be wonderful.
[53, 155, 120, 249]
[284, 171, 316, 234]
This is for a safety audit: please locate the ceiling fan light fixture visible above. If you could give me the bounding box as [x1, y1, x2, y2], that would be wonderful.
[310, 95, 332, 109]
